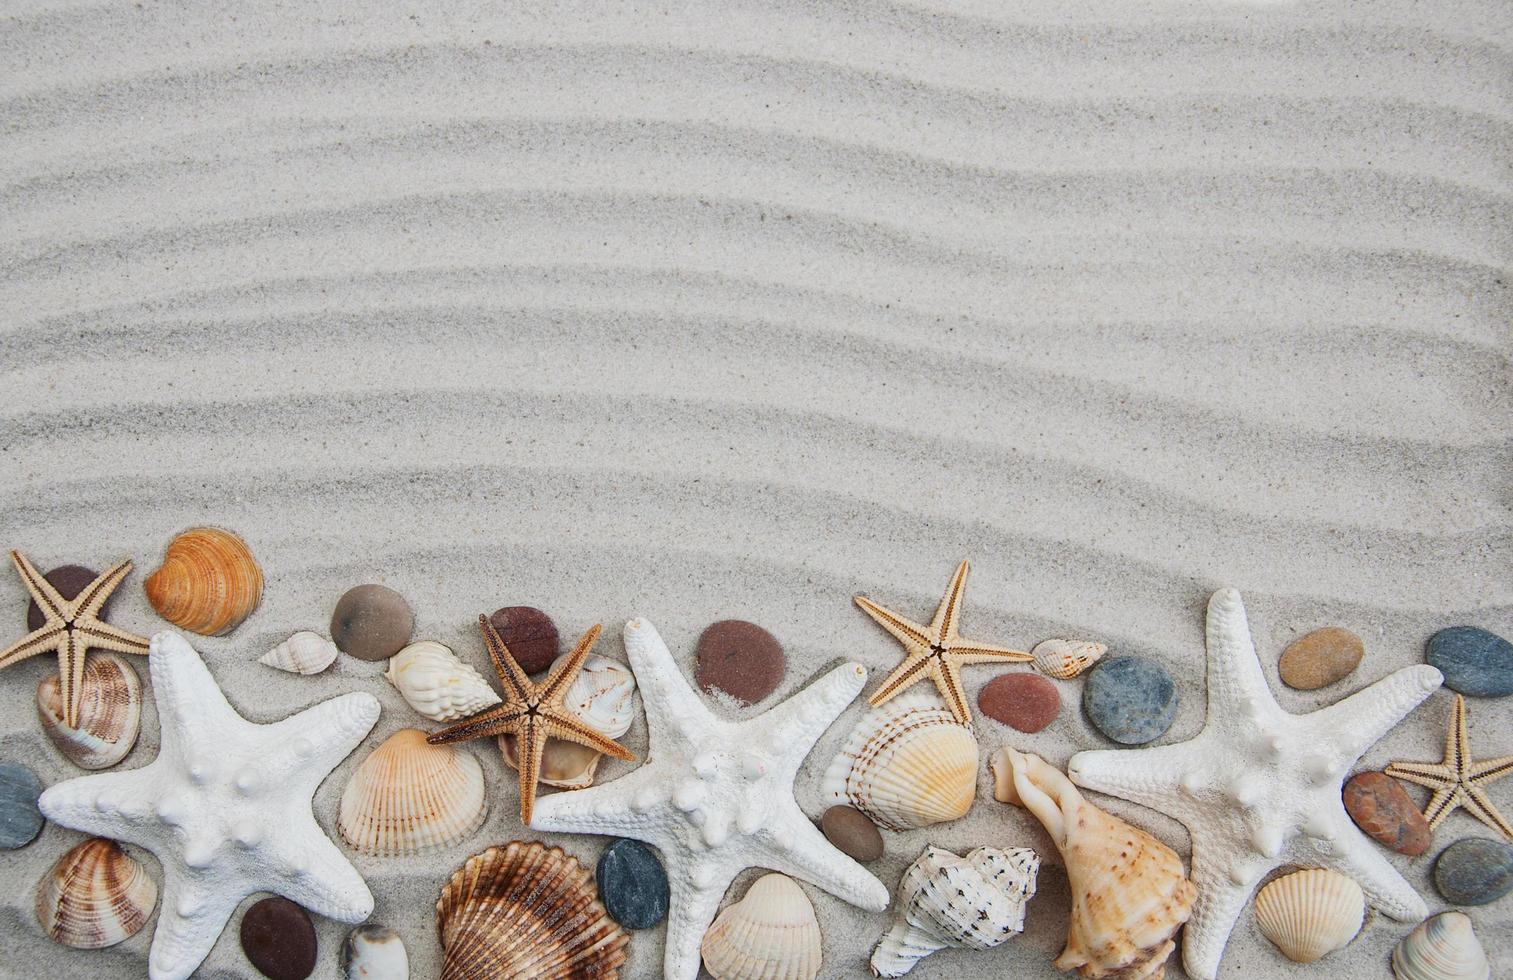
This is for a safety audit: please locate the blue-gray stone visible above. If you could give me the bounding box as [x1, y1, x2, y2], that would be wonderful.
[1427, 627, 1513, 697]
[1083, 655, 1178, 745]
[0, 762, 44, 849]
[596, 838, 669, 930]
[1433, 837, 1513, 906]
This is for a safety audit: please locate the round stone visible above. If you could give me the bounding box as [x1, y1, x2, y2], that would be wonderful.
[1082, 655, 1178, 745]
[330, 585, 414, 662]
[694, 620, 785, 705]
[978, 672, 1061, 733]
[0, 762, 44, 849]
[1279, 627, 1364, 690]
[596, 838, 670, 930]
[1433, 837, 1513, 906]
[820, 805, 884, 862]
[25, 565, 104, 631]
[240, 896, 317, 980]
[1342, 771, 1432, 856]
[488, 606, 559, 674]
[1426, 626, 1513, 698]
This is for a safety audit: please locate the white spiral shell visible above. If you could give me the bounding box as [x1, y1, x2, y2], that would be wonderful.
[384, 641, 502, 722]
[259, 630, 339, 675]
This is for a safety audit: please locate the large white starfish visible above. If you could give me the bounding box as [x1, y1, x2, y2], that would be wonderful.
[1067, 589, 1441, 980]
[39, 632, 380, 980]
[530, 618, 890, 980]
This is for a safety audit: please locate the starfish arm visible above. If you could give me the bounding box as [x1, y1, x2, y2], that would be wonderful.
[1384, 761, 1455, 790]
[72, 558, 135, 621]
[1067, 745, 1190, 814]
[528, 762, 668, 836]
[1181, 860, 1259, 980]
[866, 652, 932, 708]
[1305, 665, 1443, 763]
[516, 720, 547, 823]
[539, 624, 602, 702]
[427, 704, 526, 744]
[265, 825, 375, 923]
[38, 770, 153, 842]
[74, 620, 151, 654]
[1471, 755, 1513, 784]
[932, 657, 973, 725]
[853, 595, 933, 650]
[57, 633, 86, 726]
[146, 867, 244, 980]
[1448, 694, 1469, 773]
[541, 706, 636, 760]
[622, 619, 715, 744]
[148, 632, 250, 750]
[1420, 786, 1463, 828]
[0, 626, 60, 671]
[931, 559, 970, 639]
[747, 661, 867, 768]
[1462, 785, 1513, 839]
[479, 615, 534, 703]
[946, 642, 1033, 664]
[10, 550, 69, 618]
[760, 805, 889, 910]
[662, 861, 733, 980]
[262, 693, 381, 790]
[1320, 824, 1429, 921]
[1201, 588, 1275, 715]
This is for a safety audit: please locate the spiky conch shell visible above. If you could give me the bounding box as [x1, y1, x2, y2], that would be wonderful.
[500, 652, 638, 789]
[1031, 638, 1108, 679]
[35, 837, 157, 949]
[338, 729, 487, 856]
[435, 841, 629, 980]
[384, 641, 502, 723]
[260, 630, 339, 675]
[1253, 868, 1364, 963]
[700, 873, 823, 980]
[37, 653, 141, 770]
[143, 526, 263, 635]
[820, 688, 977, 831]
[1391, 912, 1490, 980]
[991, 748, 1195, 980]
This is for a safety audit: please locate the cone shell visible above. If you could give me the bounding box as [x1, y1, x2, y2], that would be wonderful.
[36, 837, 157, 949]
[37, 654, 141, 770]
[701, 873, 822, 980]
[435, 841, 629, 980]
[260, 630, 339, 675]
[1392, 912, 1490, 980]
[144, 527, 262, 635]
[384, 641, 502, 723]
[821, 688, 977, 832]
[1254, 868, 1364, 963]
[338, 729, 487, 856]
[499, 653, 638, 789]
[1032, 638, 1108, 679]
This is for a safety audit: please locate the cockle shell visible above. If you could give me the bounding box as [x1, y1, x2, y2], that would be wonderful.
[435, 840, 629, 980]
[260, 630, 339, 675]
[144, 526, 263, 635]
[821, 688, 977, 832]
[1253, 868, 1364, 963]
[1032, 638, 1108, 679]
[35, 837, 157, 949]
[338, 729, 487, 856]
[37, 653, 141, 770]
[701, 873, 822, 980]
[500, 652, 638, 789]
[870, 844, 1039, 978]
[992, 748, 1195, 979]
[343, 924, 410, 979]
[384, 641, 502, 722]
[1392, 912, 1489, 980]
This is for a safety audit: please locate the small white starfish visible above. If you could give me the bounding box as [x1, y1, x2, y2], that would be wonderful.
[1068, 589, 1441, 980]
[530, 618, 890, 980]
[39, 632, 380, 980]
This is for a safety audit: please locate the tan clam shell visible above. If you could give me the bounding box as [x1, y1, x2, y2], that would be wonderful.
[36, 837, 157, 949]
[1254, 868, 1364, 963]
[338, 729, 487, 856]
[144, 527, 263, 635]
[260, 630, 339, 675]
[1032, 638, 1108, 679]
[435, 840, 628, 980]
[701, 873, 822, 980]
[384, 641, 502, 723]
[37, 653, 141, 770]
[1392, 911, 1490, 980]
[499, 652, 638, 789]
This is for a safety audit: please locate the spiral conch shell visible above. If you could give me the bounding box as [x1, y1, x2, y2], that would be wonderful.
[384, 641, 502, 722]
[260, 630, 339, 675]
[1032, 638, 1108, 679]
[1392, 912, 1489, 980]
[36, 837, 157, 949]
[338, 729, 487, 856]
[701, 873, 823, 980]
[144, 527, 263, 635]
[991, 748, 1195, 979]
[500, 652, 638, 789]
[1253, 868, 1364, 963]
[37, 653, 141, 770]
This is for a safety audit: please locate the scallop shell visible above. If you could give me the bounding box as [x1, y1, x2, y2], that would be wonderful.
[499, 652, 638, 789]
[1253, 868, 1364, 963]
[820, 688, 977, 831]
[35, 837, 157, 949]
[338, 729, 487, 856]
[1032, 638, 1107, 679]
[343, 924, 410, 979]
[37, 653, 141, 770]
[436, 840, 629, 980]
[701, 873, 822, 980]
[260, 630, 339, 675]
[144, 527, 263, 635]
[1392, 912, 1490, 980]
[384, 641, 502, 723]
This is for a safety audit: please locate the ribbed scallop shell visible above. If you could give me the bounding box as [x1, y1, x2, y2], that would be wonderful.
[1032, 638, 1108, 679]
[384, 641, 502, 723]
[701, 873, 822, 980]
[338, 729, 487, 856]
[821, 689, 977, 831]
[435, 841, 628, 980]
[144, 527, 263, 635]
[37, 654, 141, 770]
[499, 653, 638, 789]
[1392, 912, 1490, 980]
[260, 630, 339, 675]
[36, 838, 157, 949]
[1254, 868, 1364, 963]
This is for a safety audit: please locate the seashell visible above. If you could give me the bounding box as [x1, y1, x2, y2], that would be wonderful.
[436, 840, 629, 980]
[35, 837, 157, 949]
[1032, 638, 1108, 679]
[338, 729, 486, 856]
[701, 873, 822, 980]
[260, 630, 339, 675]
[144, 526, 263, 635]
[343, 924, 410, 979]
[991, 748, 1194, 979]
[36, 653, 141, 770]
[1392, 911, 1489, 980]
[499, 652, 638, 789]
[820, 688, 977, 832]
[870, 844, 1039, 977]
[1253, 868, 1364, 963]
[384, 641, 502, 722]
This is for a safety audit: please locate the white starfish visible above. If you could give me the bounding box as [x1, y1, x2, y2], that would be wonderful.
[39, 632, 380, 980]
[530, 618, 890, 980]
[1067, 589, 1441, 980]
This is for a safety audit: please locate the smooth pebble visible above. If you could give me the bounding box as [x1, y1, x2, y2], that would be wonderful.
[330, 585, 414, 662]
[1433, 837, 1513, 906]
[978, 672, 1060, 733]
[1082, 655, 1178, 745]
[0, 762, 44, 849]
[487, 606, 559, 674]
[596, 838, 670, 930]
[694, 619, 785, 705]
[240, 896, 317, 980]
[1426, 626, 1513, 698]
[1342, 771, 1432, 856]
[25, 565, 103, 631]
[1279, 627, 1364, 690]
[820, 805, 884, 863]
[341, 924, 408, 980]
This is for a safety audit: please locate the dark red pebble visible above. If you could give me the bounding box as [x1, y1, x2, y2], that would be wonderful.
[978, 672, 1061, 733]
[489, 606, 560, 674]
[695, 620, 786, 705]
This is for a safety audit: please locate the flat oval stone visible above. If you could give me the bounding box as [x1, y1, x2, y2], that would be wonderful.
[1427, 627, 1513, 697]
[488, 606, 559, 674]
[0, 762, 44, 849]
[695, 620, 785, 705]
[1279, 627, 1364, 690]
[1342, 771, 1432, 856]
[596, 838, 670, 930]
[1433, 837, 1513, 906]
[240, 896, 317, 980]
[978, 672, 1060, 733]
[821, 805, 884, 863]
[1083, 655, 1178, 745]
[330, 585, 414, 662]
[26, 564, 105, 631]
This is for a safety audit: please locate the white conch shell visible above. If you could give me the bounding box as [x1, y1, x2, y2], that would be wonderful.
[384, 641, 502, 722]
[1032, 638, 1107, 679]
[1253, 868, 1364, 963]
[870, 844, 1038, 977]
[260, 630, 339, 675]
[701, 873, 822, 980]
[37, 653, 142, 770]
[338, 729, 487, 855]
[1392, 912, 1489, 980]
[35, 837, 158, 949]
[499, 652, 638, 789]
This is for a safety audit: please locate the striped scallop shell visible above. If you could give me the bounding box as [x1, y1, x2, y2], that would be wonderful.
[701, 873, 822, 980]
[37, 653, 141, 770]
[144, 527, 263, 635]
[1392, 912, 1490, 980]
[1032, 638, 1108, 679]
[1254, 868, 1364, 963]
[36, 838, 157, 949]
[338, 729, 487, 856]
[384, 641, 502, 723]
[260, 630, 339, 675]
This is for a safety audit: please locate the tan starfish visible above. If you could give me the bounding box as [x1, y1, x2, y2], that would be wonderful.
[854, 559, 1031, 726]
[428, 615, 635, 823]
[1, 551, 150, 727]
[1386, 693, 1513, 840]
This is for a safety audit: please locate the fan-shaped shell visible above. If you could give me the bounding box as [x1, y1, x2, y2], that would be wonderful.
[1254, 868, 1364, 963]
[436, 841, 628, 980]
[1392, 912, 1489, 980]
[500, 653, 638, 789]
[37, 653, 141, 770]
[701, 873, 822, 980]
[144, 527, 262, 635]
[261, 630, 339, 675]
[821, 688, 977, 831]
[1032, 638, 1108, 679]
[384, 641, 502, 723]
[35, 837, 157, 949]
[338, 729, 487, 856]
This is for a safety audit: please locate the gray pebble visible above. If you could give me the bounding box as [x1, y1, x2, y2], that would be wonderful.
[596, 838, 669, 930]
[1433, 837, 1513, 906]
[0, 762, 44, 849]
[1083, 655, 1178, 745]
[1427, 627, 1513, 698]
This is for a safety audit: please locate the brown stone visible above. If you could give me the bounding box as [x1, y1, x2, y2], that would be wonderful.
[1279, 627, 1364, 690]
[821, 805, 884, 862]
[694, 620, 785, 705]
[1343, 771, 1432, 856]
[330, 584, 413, 662]
[25, 565, 103, 631]
[978, 672, 1060, 733]
[240, 896, 316, 980]
[488, 606, 559, 674]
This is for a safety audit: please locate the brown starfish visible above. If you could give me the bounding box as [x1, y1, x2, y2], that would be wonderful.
[1, 551, 150, 727]
[1386, 693, 1513, 840]
[855, 559, 1031, 726]
[428, 615, 635, 823]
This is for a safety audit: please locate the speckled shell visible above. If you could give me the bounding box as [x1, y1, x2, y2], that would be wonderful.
[1392, 912, 1489, 980]
[260, 630, 339, 675]
[701, 873, 822, 980]
[499, 652, 638, 789]
[1254, 868, 1364, 963]
[384, 641, 502, 723]
[338, 729, 487, 856]
[35, 837, 157, 949]
[144, 527, 263, 635]
[1032, 638, 1108, 679]
[342, 924, 410, 979]
[435, 841, 629, 980]
[37, 653, 141, 770]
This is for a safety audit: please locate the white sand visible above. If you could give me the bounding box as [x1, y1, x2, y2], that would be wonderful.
[1, 0, 1510, 976]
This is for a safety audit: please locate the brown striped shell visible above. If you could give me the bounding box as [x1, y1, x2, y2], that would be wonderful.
[338, 729, 487, 856]
[36, 838, 157, 949]
[37, 653, 142, 770]
[144, 527, 263, 635]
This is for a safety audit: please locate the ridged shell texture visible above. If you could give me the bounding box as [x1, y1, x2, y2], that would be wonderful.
[1253, 868, 1364, 963]
[338, 729, 487, 856]
[35, 837, 157, 949]
[143, 527, 263, 635]
[384, 641, 502, 723]
[37, 653, 142, 770]
[1392, 912, 1490, 980]
[701, 873, 822, 980]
